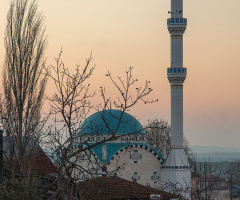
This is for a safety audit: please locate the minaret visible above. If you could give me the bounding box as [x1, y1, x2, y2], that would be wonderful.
[160, 0, 191, 197]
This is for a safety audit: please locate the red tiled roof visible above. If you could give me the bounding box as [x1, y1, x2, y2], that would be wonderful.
[79, 176, 176, 200]
[5, 148, 57, 175]
[32, 149, 56, 175]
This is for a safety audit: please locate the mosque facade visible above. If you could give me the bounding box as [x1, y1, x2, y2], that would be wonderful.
[71, 109, 165, 187]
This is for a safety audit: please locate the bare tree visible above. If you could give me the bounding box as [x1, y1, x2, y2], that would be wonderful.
[42, 50, 156, 199]
[225, 160, 240, 199]
[160, 159, 225, 200]
[0, 0, 47, 182]
[146, 119, 171, 156]
[0, 0, 157, 199]
[191, 159, 226, 200]
[146, 119, 191, 158]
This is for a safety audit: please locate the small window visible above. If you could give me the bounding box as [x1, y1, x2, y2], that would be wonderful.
[97, 136, 103, 142]
[132, 136, 137, 142]
[88, 137, 94, 142]
[121, 136, 128, 142]
[131, 150, 141, 163]
[132, 172, 139, 182]
[152, 172, 158, 183]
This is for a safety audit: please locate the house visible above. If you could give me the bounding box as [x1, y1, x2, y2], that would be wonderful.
[78, 176, 177, 200]
[0, 130, 56, 176]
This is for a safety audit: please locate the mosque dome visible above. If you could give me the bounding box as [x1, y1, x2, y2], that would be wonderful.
[78, 109, 147, 135]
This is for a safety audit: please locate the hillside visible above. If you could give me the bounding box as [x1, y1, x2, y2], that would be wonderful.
[190, 146, 240, 162]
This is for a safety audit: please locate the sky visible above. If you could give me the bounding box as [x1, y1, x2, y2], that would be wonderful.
[0, 0, 239, 149]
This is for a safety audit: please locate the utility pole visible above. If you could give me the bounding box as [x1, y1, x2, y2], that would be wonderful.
[0, 129, 3, 177]
[230, 173, 233, 200]
[204, 164, 207, 200]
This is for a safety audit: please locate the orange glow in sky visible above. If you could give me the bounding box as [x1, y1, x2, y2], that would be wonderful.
[0, 0, 239, 148]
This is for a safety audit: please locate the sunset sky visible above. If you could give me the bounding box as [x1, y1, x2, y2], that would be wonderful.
[0, 0, 239, 149]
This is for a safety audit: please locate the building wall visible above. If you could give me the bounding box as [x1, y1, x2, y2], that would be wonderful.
[70, 149, 102, 180]
[161, 168, 191, 198]
[107, 147, 162, 188]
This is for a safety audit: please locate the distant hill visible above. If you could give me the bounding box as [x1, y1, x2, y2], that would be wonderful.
[190, 146, 240, 162]
[194, 152, 240, 162]
[191, 146, 240, 153]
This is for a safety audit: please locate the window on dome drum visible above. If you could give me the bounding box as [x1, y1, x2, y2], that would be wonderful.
[151, 172, 159, 183]
[132, 136, 137, 142]
[121, 136, 128, 142]
[138, 136, 144, 141]
[80, 136, 86, 142]
[130, 150, 141, 163]
[88, 137, 94, 142]
[97, 136, 103, 142]
[102, 145, 107, 160]
[132, 172, 140, 182]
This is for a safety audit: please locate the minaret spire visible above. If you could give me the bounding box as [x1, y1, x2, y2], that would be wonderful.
[161, 0, 191, 198]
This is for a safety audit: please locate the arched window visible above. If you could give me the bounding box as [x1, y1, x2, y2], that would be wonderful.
[132, 172, 140, 182]
[151, 172, 159, 183]
[130, 150, 142, 163]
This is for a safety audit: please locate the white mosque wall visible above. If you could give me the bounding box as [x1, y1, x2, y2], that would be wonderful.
[108, 147, 162, 188]
[161, 168, 191, 199]
[70, 149, 101, 180]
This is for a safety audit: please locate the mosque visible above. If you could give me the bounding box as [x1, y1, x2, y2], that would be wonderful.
[71, 0, 191, 196]
[71, 109, 165, 187]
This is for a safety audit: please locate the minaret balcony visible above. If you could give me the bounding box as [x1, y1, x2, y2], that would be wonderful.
[167, 68, 187, 84]
[167, 67, 187, 74]
[167, 18, 187, 35]
[167, 18, 187, 25]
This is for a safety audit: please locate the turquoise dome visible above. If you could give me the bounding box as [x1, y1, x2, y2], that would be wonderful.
[78, 109, 146, 135]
